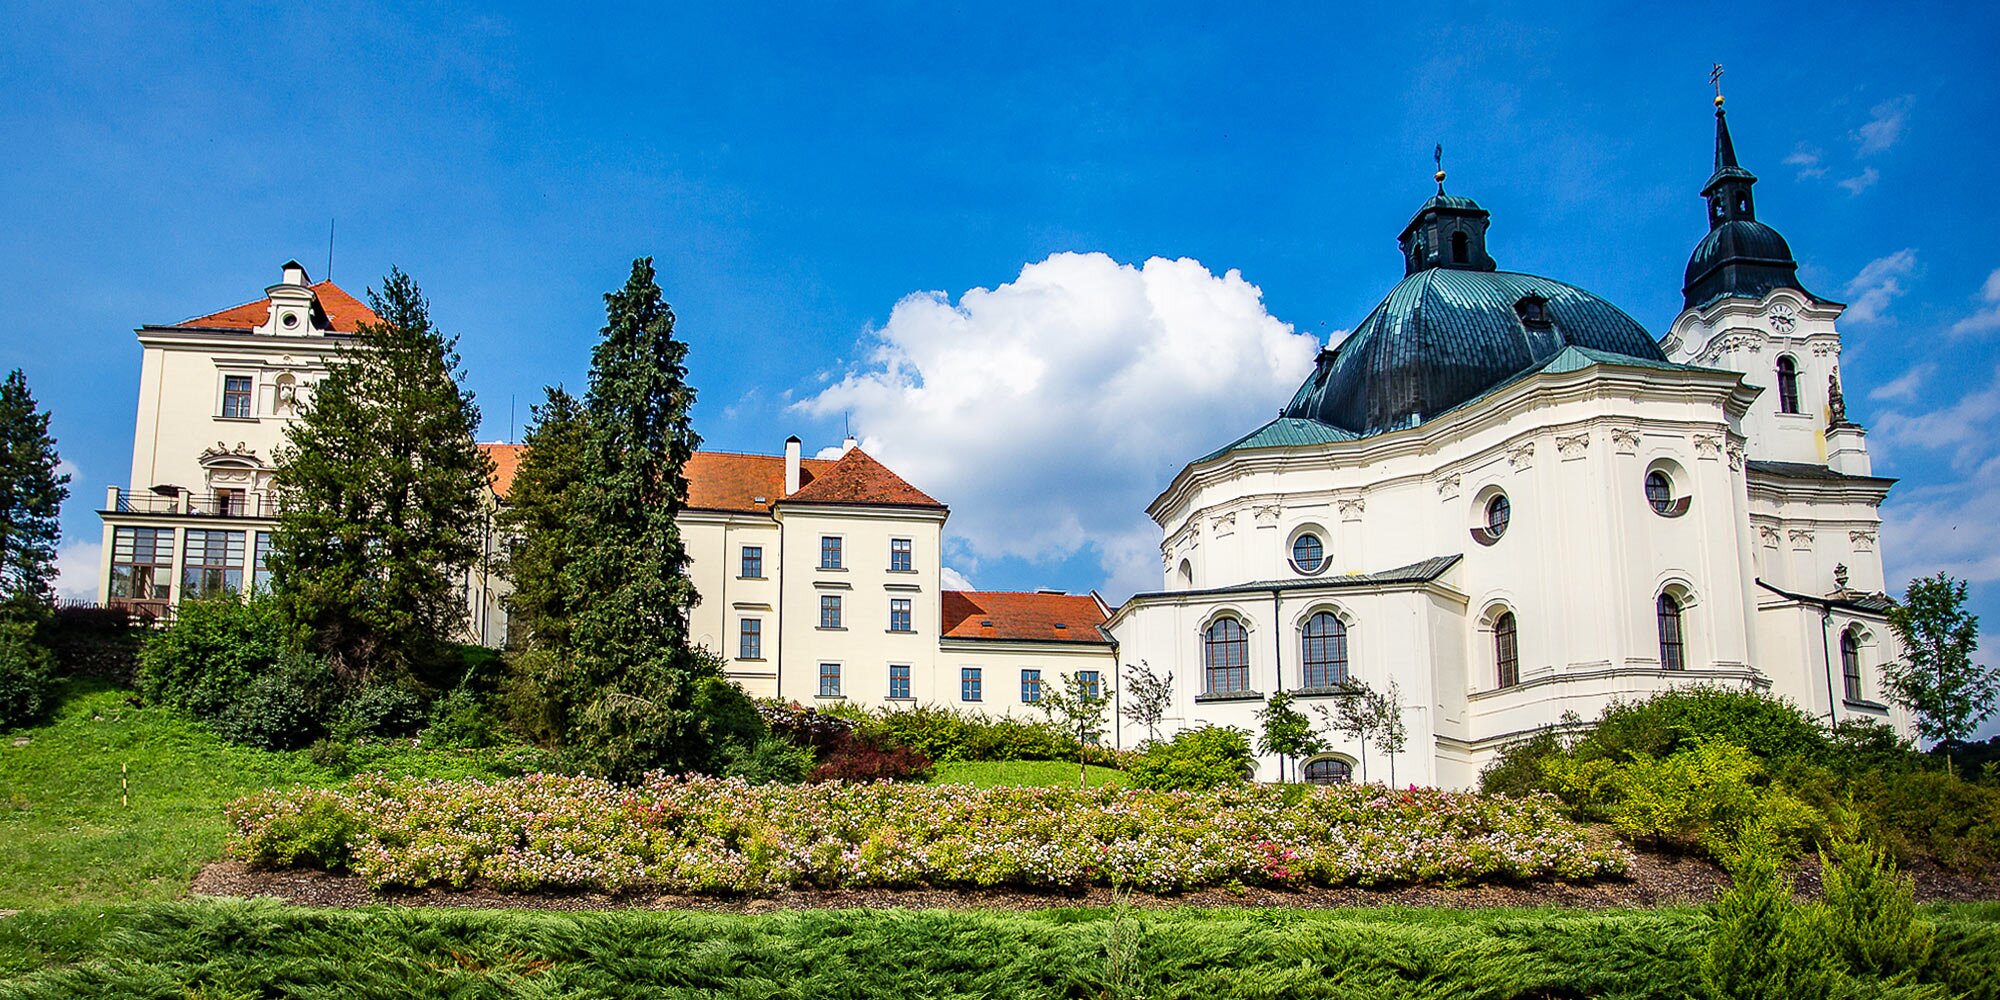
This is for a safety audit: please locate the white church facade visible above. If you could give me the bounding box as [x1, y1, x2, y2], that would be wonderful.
[96, 98, 1911, 788]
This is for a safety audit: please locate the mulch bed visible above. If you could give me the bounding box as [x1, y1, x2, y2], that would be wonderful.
[188, 853, 2000, 913]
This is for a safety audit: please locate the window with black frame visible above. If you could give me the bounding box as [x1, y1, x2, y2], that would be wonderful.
[1203, 618, 1251, 694]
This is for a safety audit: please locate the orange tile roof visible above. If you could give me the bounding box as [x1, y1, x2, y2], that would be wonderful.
[686, 451, 837, 514]
[940, 591, 1112, 644]
[175, 281, 380, 333]
[782, 447, 945, 509]
[476, 443, 937, 514]
[480, 443, 524, 499]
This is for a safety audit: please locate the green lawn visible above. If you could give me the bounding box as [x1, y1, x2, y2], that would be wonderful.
[1, 900, 1995, 998]
[0, 682, 545, 910]
[928, 758, 1128, 788]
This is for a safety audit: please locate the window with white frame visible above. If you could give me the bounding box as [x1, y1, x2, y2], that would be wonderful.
[890, 537, 912, 572]
[819, 535, 843, 569]
[819, 594, 842, 629]
[221, 375, 253, 418]
[889, 598, 913, 633]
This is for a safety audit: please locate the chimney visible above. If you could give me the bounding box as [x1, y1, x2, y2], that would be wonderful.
[842, 434, 857, 455]
[784, 435, 802, 495]
[281, 259, 309, 286]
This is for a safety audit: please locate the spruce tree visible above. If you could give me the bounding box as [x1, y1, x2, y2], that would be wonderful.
[0, 369, 69, 612]
[270, 269, 492, 687]
[556, 257, 717, 779]
[496, 385, 589, 650]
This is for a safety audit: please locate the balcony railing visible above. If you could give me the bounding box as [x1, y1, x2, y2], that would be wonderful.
[105, 487, 278, 518]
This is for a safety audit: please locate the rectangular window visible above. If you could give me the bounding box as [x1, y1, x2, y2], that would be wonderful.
[818, 662, 842, 698]
[1078, 670, 1102, 701]
[889, 664, 911, 700]
[251, 531, 274, 592]
[181, 529, 246, 599]
[740, 545, 763, 578]
[819, 535, 842, 569]
[961, 667, 982, 702]
[889, 597, 913, 633]
[890, 537, 912, 572]
[1021, 668, 1042, 703]
[221, 375, 253, 418]
[109, 526, 174, 601]
[739, 618, 762, 659]
[819, 594, 842, 629]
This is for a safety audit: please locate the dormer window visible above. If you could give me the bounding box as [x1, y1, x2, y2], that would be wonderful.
[1451, 231, 1469, 264]
[1515, 295, 1552, 328]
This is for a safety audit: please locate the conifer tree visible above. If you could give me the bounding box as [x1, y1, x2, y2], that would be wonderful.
[270, 269, 491, 687]
[496, 386, 589, 651]
[0, 369, 69, 612]
[555, 258, 718, 779]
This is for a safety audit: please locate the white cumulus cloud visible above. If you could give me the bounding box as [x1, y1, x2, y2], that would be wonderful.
[1842, 250, 1916, 323]
[52, 538, 101, 601]
[940, 566, 975, 591]
[800, 252, 1320, 600]
[1949, 268, 2000, 337]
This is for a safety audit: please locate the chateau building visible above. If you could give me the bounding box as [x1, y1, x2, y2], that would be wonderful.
[97, 98, 1912, 788]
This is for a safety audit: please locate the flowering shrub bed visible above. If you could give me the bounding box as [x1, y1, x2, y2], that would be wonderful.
[227, 775, 1631, 894]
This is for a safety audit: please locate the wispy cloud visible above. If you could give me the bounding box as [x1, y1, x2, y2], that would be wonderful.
[1854, 96, 1915, 156]
[1873, 364, 2000, 472]
[1842, 249, 1917, 323]
[1838, 167, 1881, 195]
[1868, 362, 1934, 403]
[1949, 268, 2000, 337]
[1784, 143, 1827, 180]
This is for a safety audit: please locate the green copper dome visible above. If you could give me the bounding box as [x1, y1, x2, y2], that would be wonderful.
[1283, 266, 1667, 436]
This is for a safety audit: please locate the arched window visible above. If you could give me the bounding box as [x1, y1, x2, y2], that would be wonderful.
[1203, 617, 1250, 694]
[1657, 593, 1686, 671]
[1776, 356, 1801, 414]
[1840, 628, 1863, 702]
[1301, 612, 1349, 688]
[1494, 611, 1519, 688]
[1177, 559, 1193, 589]
[1451, 231, 1469, 264]
[1291, 533, 1325, 574]
[1304, 757, 1353, 785]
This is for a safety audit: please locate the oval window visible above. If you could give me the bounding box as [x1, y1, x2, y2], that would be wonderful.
[1290, 533, 1325, 574]
[1645, 470, 1689, 517]
[1485, 493, 1511, 538]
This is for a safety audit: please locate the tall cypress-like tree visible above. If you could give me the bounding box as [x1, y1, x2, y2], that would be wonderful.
[555, 258, 718, 779]
[0, 369, 69, 612]
[497, 385, 589, 651]
[270, 269, 492, 687]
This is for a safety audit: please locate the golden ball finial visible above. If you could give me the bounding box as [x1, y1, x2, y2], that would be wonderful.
[1714, 94, 1725, 107]
[1434, 169, 1447, 183]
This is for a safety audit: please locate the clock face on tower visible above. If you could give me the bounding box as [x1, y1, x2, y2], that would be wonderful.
[1768, 303, 1797, 334]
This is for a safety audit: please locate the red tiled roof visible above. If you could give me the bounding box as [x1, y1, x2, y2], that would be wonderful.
[176, 281, 380, 333]
[940, 591, 1111, 644]
[476, 444, 934, 514]
[782, 447, 944, 509]
[480, 443, 524, 499]
[686, 451, 837, 514]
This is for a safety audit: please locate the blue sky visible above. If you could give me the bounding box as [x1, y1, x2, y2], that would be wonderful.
[4, 3, 1997, 727]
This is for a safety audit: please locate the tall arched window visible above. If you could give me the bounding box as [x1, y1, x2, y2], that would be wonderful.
[1494, 611, 1519, 688]
[1177, 559, 1194, 589]
[1301, 612, 1349, 688]
[1657, 593, 1686, 671]
[1840, 628, 1863, 702]
[1203, 617, 1250, 694]
[1451, 231, 1469, 264]
[1776, 356, 1801, 414]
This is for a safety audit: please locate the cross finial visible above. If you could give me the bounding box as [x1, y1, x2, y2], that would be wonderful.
[1433, 142, 1446, 193]
[1710, 63, 1725, 107]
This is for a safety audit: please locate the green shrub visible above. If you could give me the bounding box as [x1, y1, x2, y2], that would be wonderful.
[0, 615, 54, 729]
[1479, 727, 1566, 796]
[692, 676, 767, 773]
[1543, 740, 1821, 859]
[830, 703, 1080, 765]
[230, 790, 360, 872]
[136, 594, 290, 720]
[421, 685, 500, 749]
[496, 647, 566, 745]
[1703, 821, 1837, 1000]
[1126, 725, 1254, 792]
[210, 649, 337, 750]
[1842, 767, 2000, 871]
[722, 735, 815, 785]
[330, 683, 427, 740]
[1585, 686, 1827, 764]
[1818, 817, 1934, 982]
[45, 603, 144, 684]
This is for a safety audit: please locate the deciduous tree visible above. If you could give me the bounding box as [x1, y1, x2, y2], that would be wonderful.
[1256, 690, 1321, 782]
[270, 269, 491, 687]
[1119, 660, 1171, 744]
[1883, 573, 1998, 751]
[1035, 671, 1114, 787]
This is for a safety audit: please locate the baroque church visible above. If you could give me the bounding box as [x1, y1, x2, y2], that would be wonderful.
[95, 96, 1910, 789]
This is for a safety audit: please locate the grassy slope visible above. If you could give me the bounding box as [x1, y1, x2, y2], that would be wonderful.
[929, 758, 1129, 788]
[0, 900, 1994, 999]
[0, 683, 543, 910]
